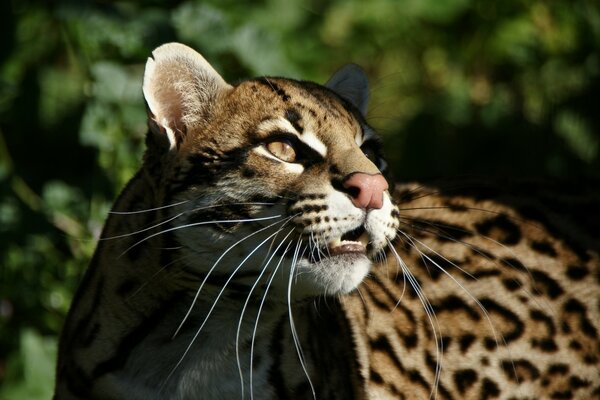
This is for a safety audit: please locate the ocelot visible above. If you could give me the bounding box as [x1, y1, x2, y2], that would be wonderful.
[54, 43, 600, 399]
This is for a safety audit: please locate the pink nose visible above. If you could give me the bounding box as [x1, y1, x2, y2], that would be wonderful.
[342, 172, 389, 210]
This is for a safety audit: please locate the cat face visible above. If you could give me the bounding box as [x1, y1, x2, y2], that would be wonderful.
[143, 43, 399, 297]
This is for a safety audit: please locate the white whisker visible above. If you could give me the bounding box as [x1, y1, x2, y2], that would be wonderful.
[387, 240, 442, 400]
[119, 214, 283, 258]
[164, 222, 293, 386]
[249, 240, 294, 400]
[287, 239, 316, 400]
[109, 200, 190, 214]
[174, 216, 293, 338]
[236, 228, 296, 398]
[101, 212, 185, 241]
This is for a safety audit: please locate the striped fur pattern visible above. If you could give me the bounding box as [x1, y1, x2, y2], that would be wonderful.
[54, 43, 600, 399]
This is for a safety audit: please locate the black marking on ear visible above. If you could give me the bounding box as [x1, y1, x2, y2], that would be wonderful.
[284, 108, 303, 133]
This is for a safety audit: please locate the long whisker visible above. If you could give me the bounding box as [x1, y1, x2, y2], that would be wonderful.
[287, 239, 317, 400]
[119, 214, 283, 258]
[396, 229, 524, 384]
[387, 240, 443, 400]
[164, 222, 292, 386]
[109, 202, 280, 242]
[109, 200, 190, 214]
[236, 228, 296, 398]
[126, 252, 193, 301]
[249, 240, 294, 400]
[399, 216, 550, 311]
[174, 216, 295, 338]
[397, 229, 478, 281]
[101, 212, 185, 241]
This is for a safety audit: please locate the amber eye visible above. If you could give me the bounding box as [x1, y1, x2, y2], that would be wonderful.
[266, 140, 297, 163]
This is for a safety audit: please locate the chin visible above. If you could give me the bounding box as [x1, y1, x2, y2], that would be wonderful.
[292, 254, 372, 297]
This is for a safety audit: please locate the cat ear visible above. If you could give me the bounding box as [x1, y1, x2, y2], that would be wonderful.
[143, 42, 231, 149]
[325, 64, 369, 115]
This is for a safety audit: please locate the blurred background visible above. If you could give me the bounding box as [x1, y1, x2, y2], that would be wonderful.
[0, 0, 598, 397]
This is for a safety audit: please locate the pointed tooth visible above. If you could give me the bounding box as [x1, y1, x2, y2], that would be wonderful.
[358, 232, 369, 247]
[328, 237, 342, 248]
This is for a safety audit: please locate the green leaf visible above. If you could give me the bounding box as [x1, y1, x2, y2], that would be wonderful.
[0, 330, 57, 400]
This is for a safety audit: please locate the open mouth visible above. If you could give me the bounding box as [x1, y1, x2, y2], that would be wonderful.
[306, 226, 370, 262]
[329, 226, 369, 255]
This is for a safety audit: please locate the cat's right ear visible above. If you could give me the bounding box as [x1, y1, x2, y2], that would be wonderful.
[143, 43, 231, 150]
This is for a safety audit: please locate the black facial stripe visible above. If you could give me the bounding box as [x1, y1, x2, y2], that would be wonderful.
[170, 148, 248, 194]
[284, 108, 303, 133]
[254, 77, 291, 101]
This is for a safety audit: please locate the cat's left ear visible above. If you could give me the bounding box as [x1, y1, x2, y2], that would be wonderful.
[325, 64, 369, 115]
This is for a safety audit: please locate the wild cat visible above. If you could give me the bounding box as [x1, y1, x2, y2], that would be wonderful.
[55, 43, 600, 399]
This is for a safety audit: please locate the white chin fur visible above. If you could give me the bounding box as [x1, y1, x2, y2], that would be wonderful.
[291, 254, 371, 297]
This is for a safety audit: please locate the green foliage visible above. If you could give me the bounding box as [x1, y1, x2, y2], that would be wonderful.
[0, 0, 598, 397]
[0, 330, 56, 400]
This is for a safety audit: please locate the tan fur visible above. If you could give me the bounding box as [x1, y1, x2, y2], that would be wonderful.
[55, 44, 599, 400]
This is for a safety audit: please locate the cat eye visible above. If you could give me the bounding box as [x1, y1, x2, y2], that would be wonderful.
[266, 140, 297, 163]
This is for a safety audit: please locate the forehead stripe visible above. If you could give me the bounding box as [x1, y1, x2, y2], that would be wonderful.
[300, 131, 327, 157]
[284, 108, 303, 133]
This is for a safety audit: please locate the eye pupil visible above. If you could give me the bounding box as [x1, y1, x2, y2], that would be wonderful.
[267, 140, 297, 163]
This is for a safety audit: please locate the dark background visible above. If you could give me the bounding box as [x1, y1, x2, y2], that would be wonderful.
[1, 0, 598, 397]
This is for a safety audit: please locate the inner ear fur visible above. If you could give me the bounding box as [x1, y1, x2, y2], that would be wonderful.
[143, 42, 232, 149]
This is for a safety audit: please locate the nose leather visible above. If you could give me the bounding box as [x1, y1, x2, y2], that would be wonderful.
[342, 172, 389, 210]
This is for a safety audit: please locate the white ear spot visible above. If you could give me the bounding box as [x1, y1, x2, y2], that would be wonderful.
[143, 43, 232, 148]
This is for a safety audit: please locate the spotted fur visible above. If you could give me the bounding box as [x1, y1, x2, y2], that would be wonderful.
[54, 43, 599, 399]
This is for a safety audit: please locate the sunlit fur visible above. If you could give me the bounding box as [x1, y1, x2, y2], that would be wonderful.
[54, 44, 600, 400]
